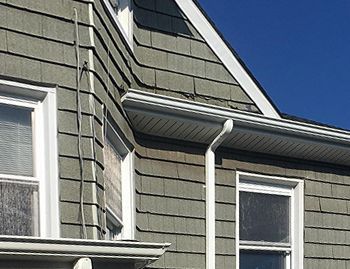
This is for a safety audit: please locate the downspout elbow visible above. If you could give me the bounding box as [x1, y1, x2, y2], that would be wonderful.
[207, 119, 234, 153]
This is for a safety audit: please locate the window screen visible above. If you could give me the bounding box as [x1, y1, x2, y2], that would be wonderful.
[0, 180, 39, 236]
[0, 104, 33, 176]
[239, 191, 290, 243]
[104, 139, 123, 222]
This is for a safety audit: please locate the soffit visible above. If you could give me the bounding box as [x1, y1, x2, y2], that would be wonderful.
[123, 90, 350, 166]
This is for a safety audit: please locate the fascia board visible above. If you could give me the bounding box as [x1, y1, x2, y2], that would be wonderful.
[174, 0, 281, 119]
[0, 236, 170, 263]
[123, 90, 350, 147]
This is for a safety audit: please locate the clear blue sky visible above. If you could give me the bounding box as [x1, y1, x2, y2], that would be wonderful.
[198, 0, 350, 130]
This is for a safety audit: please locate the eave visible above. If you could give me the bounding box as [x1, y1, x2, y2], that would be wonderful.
[123, 90, 350, 166]
[0, 236, 170, 269]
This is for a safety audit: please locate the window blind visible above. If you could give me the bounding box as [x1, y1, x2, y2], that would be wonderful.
[104, 139, 123, 222]
[0, 104, 33, 176]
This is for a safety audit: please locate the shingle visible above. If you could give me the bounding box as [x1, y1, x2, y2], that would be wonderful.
[4, 54, 41, 81]
[190, 39, 219, 62]
[216, 238, 235, 255]
[6, 6, 42, 36]
[230, 84, 253, 103]
[58, 133, 93, 159]
[134, 0, 155, 10]
[216, 203, 235, 221]
[0, 30, 6, 51]
[192, 58, 205, 77]
[60, 202, 96, 225]
[216, 221, 235, 238]
[155, 0, 181, 17]
[216, 169, 236, 186]
[205, 61, 237, 84]
[332, 184, 350, 199]
[305, 196, 321, 211]
[134, 24, 151, 46]
[304, 243, 333, 258]
[156, 12, 172, 33]
[141, 176, 164, 196]
[176, 36, 191, 55]
[60, 179, 95, 204]
[320, 198, 348, 214]
[167, 53, 193, 74]
[333, 245, 350, 259]
[305, 180, 333, 197]
[216, 185, 235, 203]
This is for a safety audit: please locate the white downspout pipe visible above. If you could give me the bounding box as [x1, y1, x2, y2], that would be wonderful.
[206, 119, 233, 269]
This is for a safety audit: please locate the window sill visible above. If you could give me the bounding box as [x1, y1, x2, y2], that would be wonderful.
[0, 236, 170, 268]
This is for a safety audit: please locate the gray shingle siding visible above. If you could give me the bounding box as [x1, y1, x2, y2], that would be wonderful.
[0, 0, 135, 239]
[0, 1, 349, 268]
[135, 137, 207, 268]
[133, 0, 259, 113]
[135, 135, 350, 268]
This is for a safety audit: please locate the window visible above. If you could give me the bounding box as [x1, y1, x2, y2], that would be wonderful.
[236, 172, 304, 269]
[0, 79, 59, 238]
[105, 0, 133, 50]
[103, 116, 134, 240]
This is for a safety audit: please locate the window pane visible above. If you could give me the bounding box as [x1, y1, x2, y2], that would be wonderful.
[0, 179, 39, 236]
[104, 139, 123, 221]
[0, 104, 33, 176]
[240, 251, 285, 269]
[239, 191, 290, 243]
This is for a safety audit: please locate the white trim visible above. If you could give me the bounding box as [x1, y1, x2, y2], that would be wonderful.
[0, 236, 169, 267]
[174, 0, 280, 119]
[103, 0, 134, 51]
[0, 80, 59, 238]
[205, 119, 233, 269]
[123, 90, 350, 147]
[104, 118, 135, 240]
[236, 172, 304, 269]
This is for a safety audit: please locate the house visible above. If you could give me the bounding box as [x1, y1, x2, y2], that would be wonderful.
[0, 0, 349, 268]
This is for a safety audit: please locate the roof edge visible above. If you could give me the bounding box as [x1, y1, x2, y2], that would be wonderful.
[174, 0, 281, 119]
[123, 90, 350, 146]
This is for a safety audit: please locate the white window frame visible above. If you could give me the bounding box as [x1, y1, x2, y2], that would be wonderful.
[236, 171, 304, 269]
[0, 79, 59, 238]
[103, 0, 134, 51]
[104, 117, 135, 240]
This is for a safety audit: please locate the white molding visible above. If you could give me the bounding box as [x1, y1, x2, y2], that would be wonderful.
[174, 0, 280, 119]
[103, 0, 134, 52]
[236, 171, 304, 269]
[105, 118, 135, 240]
[205, 119, 233, 269]
[0, 80, 60, 238]
[123, 90, 350, 147]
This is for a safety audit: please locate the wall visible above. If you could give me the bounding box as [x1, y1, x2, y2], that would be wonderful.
[0, 0, 135, 239]
[133, 0, 259, 113]
[136, 135, 350, 269]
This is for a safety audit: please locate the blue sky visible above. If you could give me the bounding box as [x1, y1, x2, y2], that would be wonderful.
[198, 0, 350, 130]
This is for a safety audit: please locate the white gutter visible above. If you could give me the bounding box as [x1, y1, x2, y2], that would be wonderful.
[205, 119, 233, 269]
[0, 236, 170, 269]
[122, 90, 350, 146]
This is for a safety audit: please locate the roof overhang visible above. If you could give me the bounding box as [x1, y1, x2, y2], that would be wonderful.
[0, 236, 170, 269]
[123, 90, 350, 166]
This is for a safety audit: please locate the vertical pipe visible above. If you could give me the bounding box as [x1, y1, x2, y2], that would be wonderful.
[206, 119, 233, 269]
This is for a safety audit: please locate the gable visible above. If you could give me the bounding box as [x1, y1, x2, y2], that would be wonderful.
[132, 0, 262, 114]
[175, 0, 280, 118]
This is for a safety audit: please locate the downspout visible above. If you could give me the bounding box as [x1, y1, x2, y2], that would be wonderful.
[206, 119, 233, 269]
